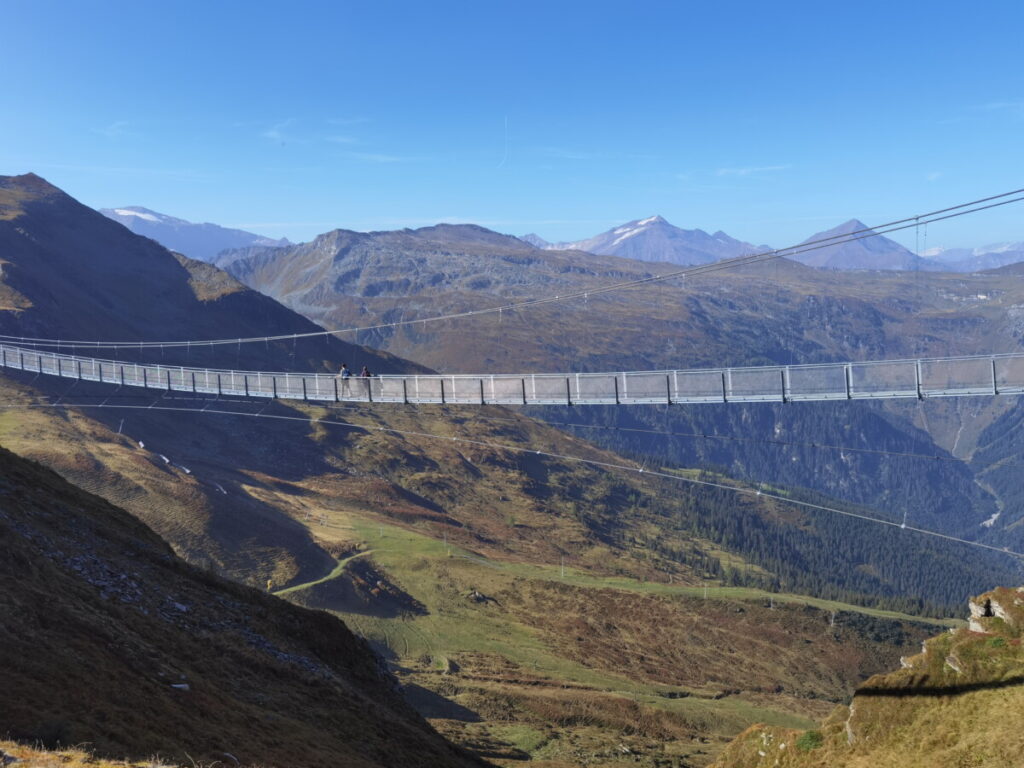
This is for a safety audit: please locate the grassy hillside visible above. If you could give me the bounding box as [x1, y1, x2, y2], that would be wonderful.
[0, 372, 975, 765]
[710, 586, 1024, 768]
[0, 445, 483, 768]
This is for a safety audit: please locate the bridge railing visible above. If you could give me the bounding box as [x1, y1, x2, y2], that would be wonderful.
[2, 342, 1023, 406]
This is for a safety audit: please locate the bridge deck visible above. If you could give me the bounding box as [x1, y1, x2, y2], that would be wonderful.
[2, 343, 1023, 406]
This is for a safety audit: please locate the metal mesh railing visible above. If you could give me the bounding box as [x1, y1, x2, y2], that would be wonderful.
[2, 342, 1023, 406]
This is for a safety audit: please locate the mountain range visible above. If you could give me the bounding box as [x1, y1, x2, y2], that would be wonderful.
[100, 205, 289, 262]
[922, 241, 1024, 272]
[6, 173, 1018, 765]
[97, 203, 1024, 274]
[9, 174, 1024, 767]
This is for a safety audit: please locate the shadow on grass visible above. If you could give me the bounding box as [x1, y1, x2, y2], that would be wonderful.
[858, 675, 1024, 698]
[402, 682, 482, 722]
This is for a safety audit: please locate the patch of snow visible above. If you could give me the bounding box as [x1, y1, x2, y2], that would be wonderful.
[637, 215, 661, 226]
[981, 511, 1001, 528]
[611, 228, 644, 247]
[114, 208, 161, 222]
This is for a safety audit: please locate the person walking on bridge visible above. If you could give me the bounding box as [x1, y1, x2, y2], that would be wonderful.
[359, 365, 373, 399]
[338, 362, 352, 397]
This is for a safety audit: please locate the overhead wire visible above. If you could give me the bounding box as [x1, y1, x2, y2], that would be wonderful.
[5, 387, 1018, 471]
[2, 188, 1023, 351]
[1, 395, 1020, 560]
[429, 410, 1023, 469]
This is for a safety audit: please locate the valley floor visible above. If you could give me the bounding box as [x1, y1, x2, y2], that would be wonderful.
[279, 513, 948, 766]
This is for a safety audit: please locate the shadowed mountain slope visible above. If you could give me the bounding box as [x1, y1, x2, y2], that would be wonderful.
[0, 444, 485, 768]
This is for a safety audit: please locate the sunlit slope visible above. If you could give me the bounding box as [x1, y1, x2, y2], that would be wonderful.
[272, 513, 956, 766]
[711, 586, 1024, 768]
[0, 444, 484, 768]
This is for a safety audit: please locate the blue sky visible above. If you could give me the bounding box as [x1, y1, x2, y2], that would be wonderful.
[3, 0, 1023, 249]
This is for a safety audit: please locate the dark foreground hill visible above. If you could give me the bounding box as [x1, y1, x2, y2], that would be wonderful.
[0, 444, 485, 768]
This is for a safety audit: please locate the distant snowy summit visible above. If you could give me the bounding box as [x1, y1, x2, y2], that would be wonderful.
[786, 220, 1024, 271]
[920, 241, 1024, 272]
[100, 206, 290, 263]
[528, 214, 1024, 272]
[528, 215, 767, 266]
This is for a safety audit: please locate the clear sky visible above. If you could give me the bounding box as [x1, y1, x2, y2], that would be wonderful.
[3, 0, 1023, 249]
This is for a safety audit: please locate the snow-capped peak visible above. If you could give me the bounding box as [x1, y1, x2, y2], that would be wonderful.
[113, 208, 162, 222]
[636, 215, 665, 227]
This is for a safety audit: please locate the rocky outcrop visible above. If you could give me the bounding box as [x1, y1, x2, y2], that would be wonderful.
[712, 586, 1024, 767]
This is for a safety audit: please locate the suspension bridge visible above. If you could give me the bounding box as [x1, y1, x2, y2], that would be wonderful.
[3, 341, 1023, 406]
